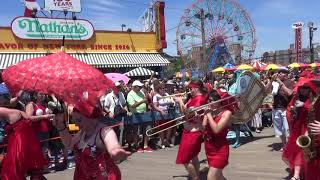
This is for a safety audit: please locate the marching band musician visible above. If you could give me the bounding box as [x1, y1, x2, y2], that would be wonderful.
[202, 89, 233, 180]
[307, 120, 320, 180]
[306, 85, 320, 180]
[174, 80, 208, 180]
[283, 77, 317, 180]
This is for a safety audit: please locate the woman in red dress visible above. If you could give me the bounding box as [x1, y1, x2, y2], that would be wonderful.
[0, 93, 53, 180]
[52, 107, 130, 180]
[306, 90, 320, 180]
[174, 80, 207, 180]
[202, 89, 233, 180]
[283, 78, 317, 180]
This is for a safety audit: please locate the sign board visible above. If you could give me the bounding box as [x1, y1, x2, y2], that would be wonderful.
[44, 0, 81, 12]
[11, 17, 94, 40]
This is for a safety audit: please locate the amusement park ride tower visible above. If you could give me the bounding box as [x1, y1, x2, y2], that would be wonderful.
[292, 22, 304, 63]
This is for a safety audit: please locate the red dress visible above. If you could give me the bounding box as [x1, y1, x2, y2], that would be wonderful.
[74, 129, 121, 180]
[32, 103, 51, 133]
[74, 147, 121, 180]
[1, 119, 48, 180]
[304, 100, 320, 180]
[283, 97, 309, 171]
[176, 95, 207, 164]
[204, 112, 229, 169]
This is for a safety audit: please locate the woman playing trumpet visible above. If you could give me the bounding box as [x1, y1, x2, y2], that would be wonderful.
[202, 89, 233, 180]
[174, 80, 207, 180]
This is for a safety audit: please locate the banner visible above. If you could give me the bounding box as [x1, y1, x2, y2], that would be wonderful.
[45, 0, 81, 12]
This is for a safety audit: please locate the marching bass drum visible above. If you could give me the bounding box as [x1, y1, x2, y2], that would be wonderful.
[230, 71, 266, 124]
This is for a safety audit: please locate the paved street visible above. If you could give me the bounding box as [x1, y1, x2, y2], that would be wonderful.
[44, 128, 289, 180]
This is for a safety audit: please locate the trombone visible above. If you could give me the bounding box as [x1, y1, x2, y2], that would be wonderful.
[146, 95, 239, 137]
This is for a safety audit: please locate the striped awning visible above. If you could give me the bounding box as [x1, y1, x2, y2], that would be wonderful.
[125, 67, 158, 77]
[0, 52, 171, 69]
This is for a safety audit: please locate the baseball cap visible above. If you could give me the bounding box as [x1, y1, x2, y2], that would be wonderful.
[132, 80, 144, 87]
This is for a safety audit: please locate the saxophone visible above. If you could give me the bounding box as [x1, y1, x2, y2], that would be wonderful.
[296, 94, 319, 161]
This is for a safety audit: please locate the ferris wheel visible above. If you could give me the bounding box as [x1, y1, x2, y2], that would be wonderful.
[176, 0, 256, 72]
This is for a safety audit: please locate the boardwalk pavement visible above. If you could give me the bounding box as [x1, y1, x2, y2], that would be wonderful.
[44, 128, 290, 180]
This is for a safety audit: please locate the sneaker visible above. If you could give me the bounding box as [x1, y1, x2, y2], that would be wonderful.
[255, 129, 261, 133]
[169, 144, 174, 147]
[67, 162, 76, 169]
[161, 145, 166, 149]
[143, 147, 153, 152]
[137, 148, 144, 153]
[231, 142, 241, 149]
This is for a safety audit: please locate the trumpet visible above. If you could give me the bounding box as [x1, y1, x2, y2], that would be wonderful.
[146, 95, 239, 137]
[157, 92, 190, 100]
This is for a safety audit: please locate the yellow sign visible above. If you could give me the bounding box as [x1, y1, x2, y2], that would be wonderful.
[0, 27, 158, 53]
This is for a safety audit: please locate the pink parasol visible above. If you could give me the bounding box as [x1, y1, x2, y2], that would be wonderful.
[105, 73, 130, 85]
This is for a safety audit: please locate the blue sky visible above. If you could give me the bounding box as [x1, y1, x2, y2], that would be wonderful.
[1, 0, 320, 58]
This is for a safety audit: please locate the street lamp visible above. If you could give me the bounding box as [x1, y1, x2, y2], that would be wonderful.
[308, 22, 317, 63]
[121, 24, 126, 31]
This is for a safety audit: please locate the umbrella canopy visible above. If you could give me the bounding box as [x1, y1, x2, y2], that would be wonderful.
[250, 60, 266, 70]
[288, 63, 309, 69]
[310, 63, 320, 68]
[261, 64, 281, 71]
[175, 71, 190, 78]
[2, 51, 115, 116]
[212, 67, 225, 73]
[105, 73, 130, 84]
[124, 67, 158, 77]
[236, 64, 254, 71]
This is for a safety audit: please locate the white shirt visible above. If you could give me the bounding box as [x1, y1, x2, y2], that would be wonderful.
[103, 91, 126, 114]
[153, 93, 173, 111]
[272, 82, 280, 95]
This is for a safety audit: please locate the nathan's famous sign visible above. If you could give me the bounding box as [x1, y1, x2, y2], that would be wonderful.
[11, 17, 94, 40]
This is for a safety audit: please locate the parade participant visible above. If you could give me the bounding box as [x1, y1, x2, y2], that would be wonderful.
[175, 80, 207, 180]
[306, 86, 320, 180]
[283, 77, 316, 180]
[203, 89, 233, 180]
[26, 92, 52, 162]
[52, 107, 130, 180]
[0, 92, 54, 180]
